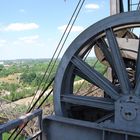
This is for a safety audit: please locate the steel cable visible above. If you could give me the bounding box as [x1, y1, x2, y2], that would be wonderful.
[28, 0, 85, 112]
[9, 0, 85, 139]
[27, 0, 84, 112]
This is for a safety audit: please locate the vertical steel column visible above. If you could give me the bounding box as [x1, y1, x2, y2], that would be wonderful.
[128, 0, 131, 11]
[110, 0, 122, 15]
[39, 111, 43, 140]
[0, 134, 2, 140]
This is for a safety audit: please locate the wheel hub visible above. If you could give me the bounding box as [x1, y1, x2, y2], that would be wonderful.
[115, 95, 140, 130]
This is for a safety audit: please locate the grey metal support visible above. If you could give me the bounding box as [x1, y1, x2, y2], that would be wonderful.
[71, 56, 120, 100]
[134, 38, 140, 96]
[125, 134, 128, 140]
[43, 115, 140, 140]
[102, 130, 105, 140]
[39, 111, 43, 140]
[61, 94, 114, 110]
[134, 76, 140, 96]
[96, 38, 115, 70]
[0, 134, 2, 140]
[110, 0, 122, 15]
[128, 0, 131, 11]
[106, 28, 131, 95]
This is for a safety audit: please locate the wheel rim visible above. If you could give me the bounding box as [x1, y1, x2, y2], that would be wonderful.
[54, 11, 140, 122]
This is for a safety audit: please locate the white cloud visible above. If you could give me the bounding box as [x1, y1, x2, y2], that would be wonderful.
[19, 9, 25, 13]
[19, 35, 39, 44]
[0, 39, 6, 46]
[85, 4, 100, 9]
[58, 25, 84, 33]
[19, 9, 26, 13]
[4, 23, 39, 31]
[0, 39, 6, 43]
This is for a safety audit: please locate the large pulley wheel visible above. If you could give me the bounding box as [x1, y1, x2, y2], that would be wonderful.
[54, 11, 140, 122]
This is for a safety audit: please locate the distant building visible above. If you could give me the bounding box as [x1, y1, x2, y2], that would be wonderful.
[4, 64, 11, 68]
[0, 62, 4, 65]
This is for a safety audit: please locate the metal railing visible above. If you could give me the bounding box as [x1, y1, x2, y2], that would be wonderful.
[0, 109, 42, 140]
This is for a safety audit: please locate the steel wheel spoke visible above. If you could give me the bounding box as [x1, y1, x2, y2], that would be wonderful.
[135, 38, 140, 81]
[106, 28, 131, 94]
[71, 56, 120, 100]
[61, 94, 114, 111]
[97, 38, 114, 69]
[74, 68, 97, 86]
[95, 113, 114, 123]
[134, 76, 140, 96]
[134, 38, 140, 96]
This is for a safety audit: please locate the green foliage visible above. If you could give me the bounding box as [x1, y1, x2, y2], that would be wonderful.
[0, 58, 107, 102]
[0, 59, 56, 78]
[85, 58, 107, 74]
[0, 59, 58, 102]
[73, 81, 89, 92]
[20, 72, 36, 85]
[3, 88, 35, 101]
[3, 132, 25, 140]
[94, 62, 107, 74]
[0, 68, 10, 77]
[0, 83, 20, 92]
[0, 64, 4, 71]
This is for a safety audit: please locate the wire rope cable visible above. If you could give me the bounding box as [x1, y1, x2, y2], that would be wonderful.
[28, 0, 85, 112]
[8, 0, 85, 139]
[27, 0, 85, 112]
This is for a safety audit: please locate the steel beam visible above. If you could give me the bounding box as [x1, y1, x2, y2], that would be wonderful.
[71, 56, 120, 100]
[43, 116, 140, 140]
[61, 94, 114, 110]
[110, 0, 121, 15]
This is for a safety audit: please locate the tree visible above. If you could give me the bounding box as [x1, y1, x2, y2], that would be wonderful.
[0, 64, 4, 71]
[20, 72, 36, 85]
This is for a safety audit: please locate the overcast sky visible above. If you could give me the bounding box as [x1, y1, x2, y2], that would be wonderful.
[0, 0, 110, 60]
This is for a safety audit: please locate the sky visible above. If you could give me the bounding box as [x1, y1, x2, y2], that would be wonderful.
[0, 0, 111, 60]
